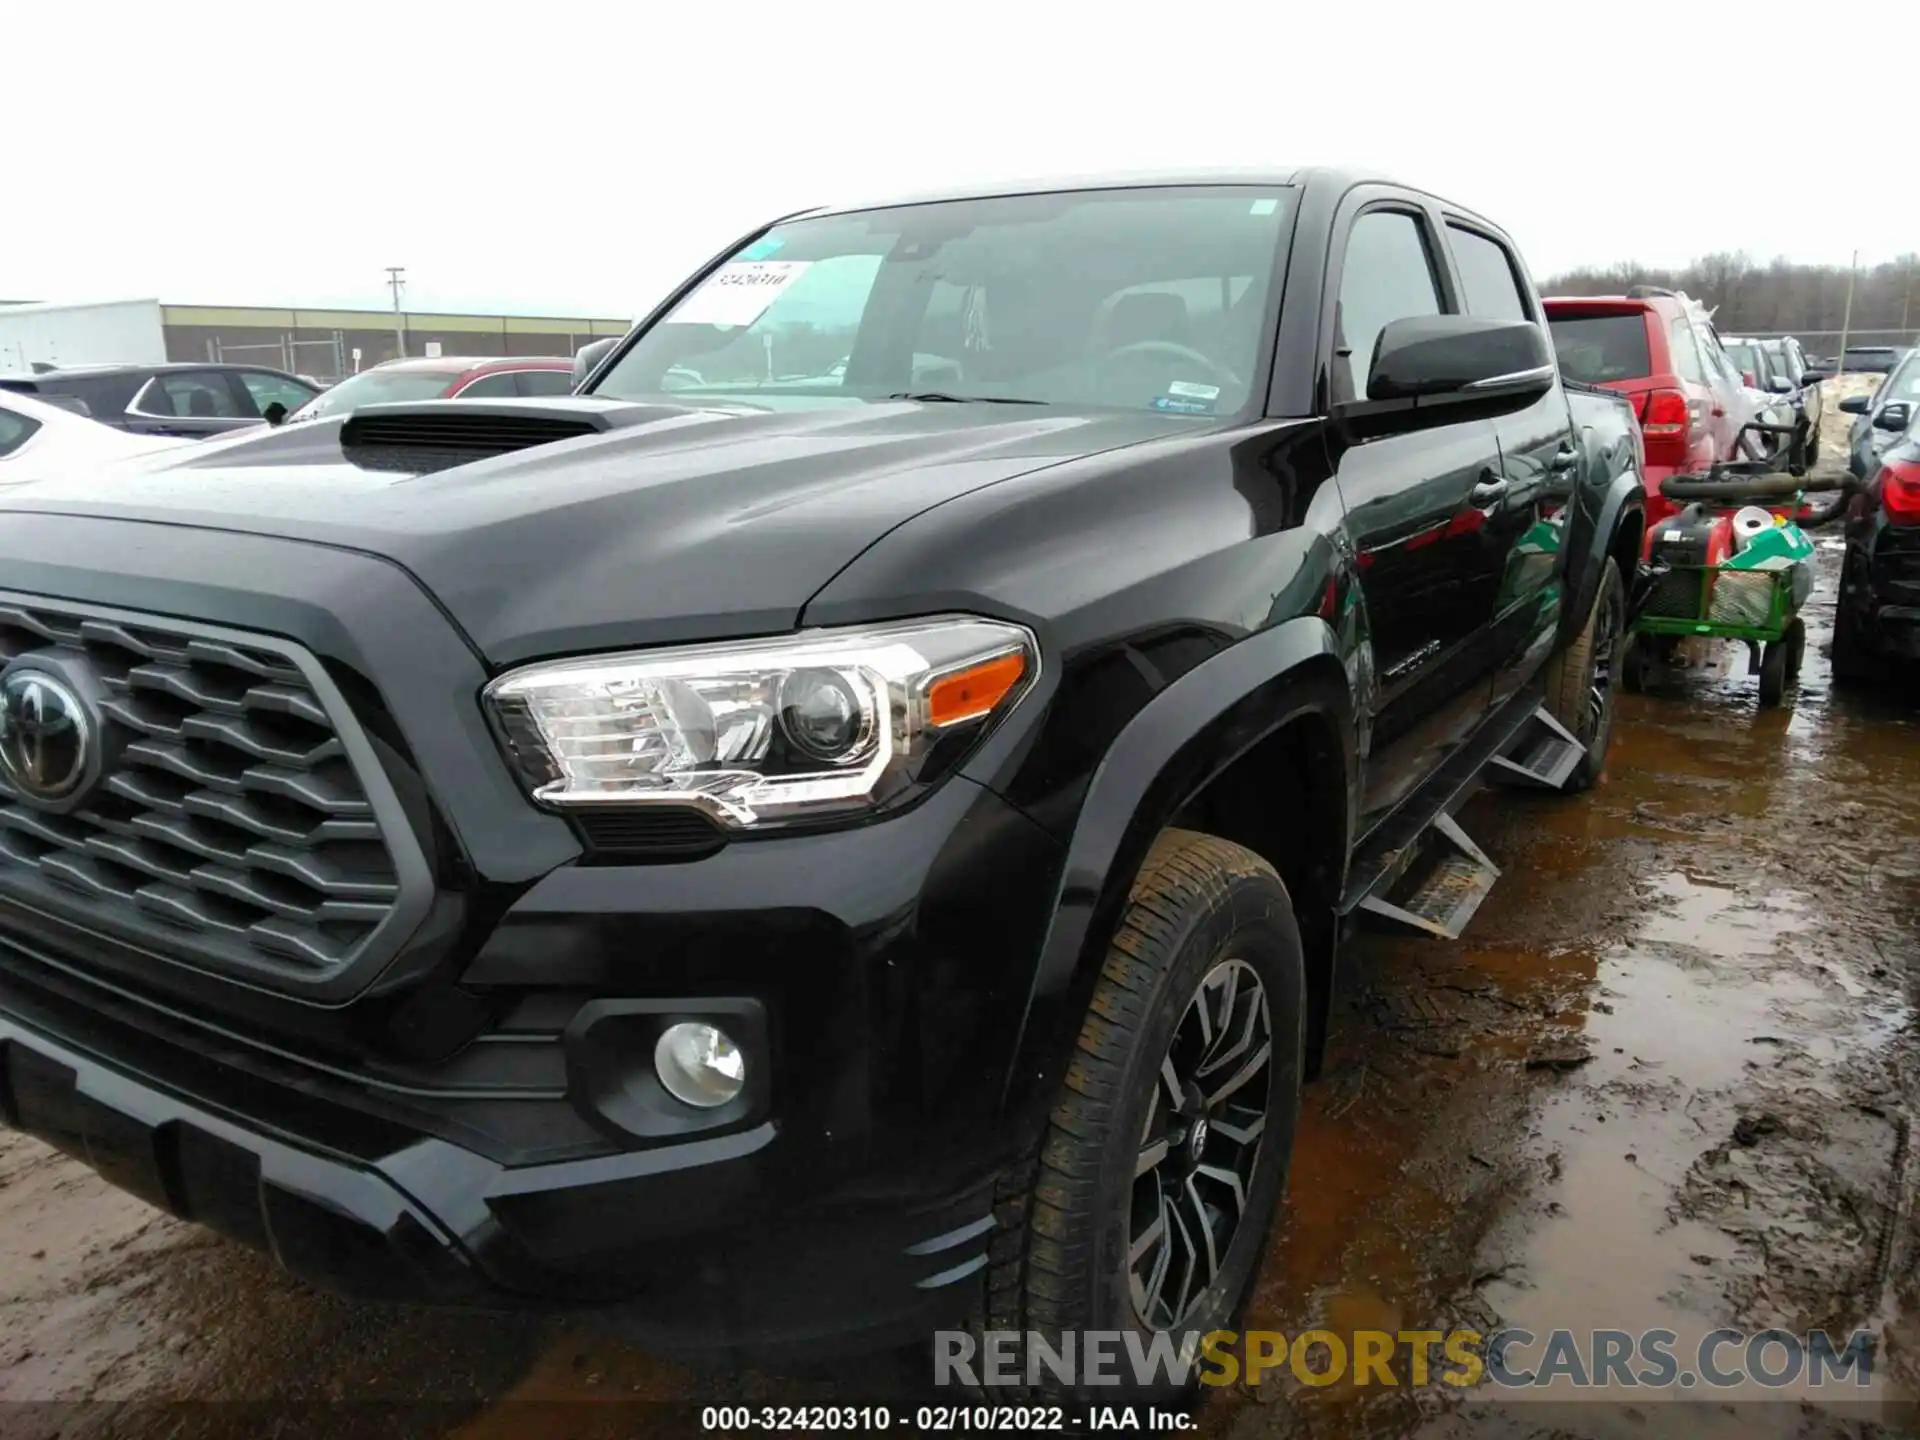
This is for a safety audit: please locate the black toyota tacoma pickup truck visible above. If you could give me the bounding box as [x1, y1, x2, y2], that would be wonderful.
[0, 170, 1643, 1369]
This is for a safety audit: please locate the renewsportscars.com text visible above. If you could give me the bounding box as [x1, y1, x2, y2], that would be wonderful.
[934, 1327, 1877, 1391]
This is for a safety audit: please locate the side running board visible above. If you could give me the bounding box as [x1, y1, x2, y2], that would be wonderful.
[1343, 695, 1580, 941]
[1484, 705, 1586, 790]
[1355, 813, 1500, 940]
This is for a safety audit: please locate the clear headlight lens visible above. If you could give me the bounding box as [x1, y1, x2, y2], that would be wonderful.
[482, 616, 1037, 828]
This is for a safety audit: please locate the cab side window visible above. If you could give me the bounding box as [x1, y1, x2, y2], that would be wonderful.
[1334, 211, 1444, 404]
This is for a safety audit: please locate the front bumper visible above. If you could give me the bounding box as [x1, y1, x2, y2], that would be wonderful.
[0, 995, 999, 1356]
[0, 765, 1061, 1353]
[0, 516, 1070, 1353]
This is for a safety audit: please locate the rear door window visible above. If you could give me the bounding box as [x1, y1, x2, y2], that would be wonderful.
[1446, 225, 1531, 322]
[136, 371, 245, 418]
[1548, 314, 1651, 383]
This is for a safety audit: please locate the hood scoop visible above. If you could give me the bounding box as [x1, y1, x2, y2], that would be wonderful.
[338, 398, 705, 472]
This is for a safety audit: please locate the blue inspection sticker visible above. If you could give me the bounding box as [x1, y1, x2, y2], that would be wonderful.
[738, 235, 787, 260]
[1152, 394, 1215, 414]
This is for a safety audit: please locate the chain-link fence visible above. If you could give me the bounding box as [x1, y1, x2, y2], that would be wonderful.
[205, 334, 348, 383]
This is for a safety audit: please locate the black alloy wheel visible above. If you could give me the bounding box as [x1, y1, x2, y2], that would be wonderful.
[1129, 957, 1273, 1330]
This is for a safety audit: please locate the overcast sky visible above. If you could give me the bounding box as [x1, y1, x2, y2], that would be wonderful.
[8, 1, 1904, 321]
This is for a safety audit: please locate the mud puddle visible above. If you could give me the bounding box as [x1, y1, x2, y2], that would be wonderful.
[2, 553, 1917, 1439]
[1207, 550, 1920, 1438]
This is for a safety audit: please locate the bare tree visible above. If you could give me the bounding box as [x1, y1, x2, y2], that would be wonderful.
[1539, 252, 1920, 341]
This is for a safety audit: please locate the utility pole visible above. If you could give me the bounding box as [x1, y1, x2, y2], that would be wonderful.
[385, 266, 407, 359]
[1903, 255, 1914, 342]
[1835, 250, 1857, 380]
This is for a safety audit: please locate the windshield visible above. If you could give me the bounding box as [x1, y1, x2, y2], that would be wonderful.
[593, 186, 1295, 416]
[1880, 354, 1920, 403]
[289, 368, 458, 421]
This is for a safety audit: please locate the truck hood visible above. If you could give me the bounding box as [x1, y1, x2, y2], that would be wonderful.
[0, 397, 1190, 666]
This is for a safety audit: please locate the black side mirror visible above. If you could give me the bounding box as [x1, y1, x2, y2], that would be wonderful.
[1874, 401, 1913, 433]
[1767, 376, 1794, 395]
[572, 336, 621, 391]
[263, 401, 289, 427]
[1365, 315, 1554, 405]
[1839, 395, 1870, 415]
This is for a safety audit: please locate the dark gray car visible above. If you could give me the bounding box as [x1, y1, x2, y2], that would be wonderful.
[1843, 349, 1920, 479]
[0, 363, 321, 439]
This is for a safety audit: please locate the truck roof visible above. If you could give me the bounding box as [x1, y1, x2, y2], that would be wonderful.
[804, 166, 1496, 228]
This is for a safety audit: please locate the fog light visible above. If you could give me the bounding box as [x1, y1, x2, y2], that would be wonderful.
[654, 1022, 746, 1108]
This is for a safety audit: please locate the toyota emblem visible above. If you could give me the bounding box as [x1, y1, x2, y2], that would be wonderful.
[0, 668, 93, 805]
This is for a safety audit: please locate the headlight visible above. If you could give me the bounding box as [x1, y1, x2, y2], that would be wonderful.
[482, 616, 1037, 828]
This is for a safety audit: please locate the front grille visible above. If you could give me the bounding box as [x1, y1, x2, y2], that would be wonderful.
[0, 598, 419, 990]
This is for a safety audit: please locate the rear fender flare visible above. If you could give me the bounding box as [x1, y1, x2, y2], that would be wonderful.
[1558, 470, 1646, 649]
[998, 616, 1355, 1111]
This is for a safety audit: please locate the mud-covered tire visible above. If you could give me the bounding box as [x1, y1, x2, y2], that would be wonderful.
[1829, 549, 1877, 685]
[1620, 634, 1649, 694]
[1544, 557, 1624, 791]
[973, 830, 1304, 1404]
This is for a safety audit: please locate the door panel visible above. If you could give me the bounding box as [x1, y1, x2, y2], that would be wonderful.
[1337, 419, 1503, 824]
[1483, 393, 1574, 704]
[1328, 204, 1510, 828]
[1440, 221, 1575, 703]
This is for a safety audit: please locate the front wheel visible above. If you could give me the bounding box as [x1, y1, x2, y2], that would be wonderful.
[979, 830, 1304, 1402]
[1543, 557, 1625, 791]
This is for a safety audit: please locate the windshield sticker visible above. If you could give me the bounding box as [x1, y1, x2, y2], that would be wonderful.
[666, 261, 813, 327]
[1249, 197, 1278, 215]
[1152, 394, 1216, 415]
[738, 235, 786, 260]
[1167, 380, 1221, 400]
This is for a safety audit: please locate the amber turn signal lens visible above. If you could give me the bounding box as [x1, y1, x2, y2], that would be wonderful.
[927, 651, 1027, 727]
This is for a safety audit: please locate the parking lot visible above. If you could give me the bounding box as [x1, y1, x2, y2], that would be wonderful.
[3, 397, 1914, 1438]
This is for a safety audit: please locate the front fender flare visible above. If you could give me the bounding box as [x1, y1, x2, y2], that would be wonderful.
[999, 616, 1355, 1109]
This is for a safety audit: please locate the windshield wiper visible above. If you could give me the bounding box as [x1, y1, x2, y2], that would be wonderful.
[884, 391, 1047, 405]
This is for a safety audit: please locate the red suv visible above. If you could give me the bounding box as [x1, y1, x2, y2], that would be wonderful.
[285, 356, 574, 425]
[1545, 290, 1743, 527]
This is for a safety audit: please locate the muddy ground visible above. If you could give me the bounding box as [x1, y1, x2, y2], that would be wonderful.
[3, 387, 1916, 1438]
